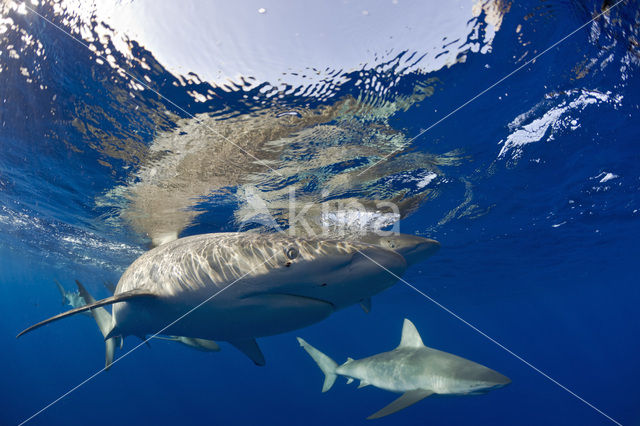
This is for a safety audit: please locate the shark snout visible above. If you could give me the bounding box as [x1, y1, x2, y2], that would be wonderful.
[306, 245, 406, 311]
[395, 236, 440, 266]
[494, 373, 511, 387]
[478, 368, 511, 389]
[358, 233, 440, 267]
[269, 244, 406, 311]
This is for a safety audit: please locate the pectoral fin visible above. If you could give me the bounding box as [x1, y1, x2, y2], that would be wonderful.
[360, 298, 371, 313]
[229, 338, 265, 366]
[367, 389, 434, 420]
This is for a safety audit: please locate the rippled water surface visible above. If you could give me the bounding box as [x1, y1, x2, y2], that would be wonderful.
[1, 1, 639, 425]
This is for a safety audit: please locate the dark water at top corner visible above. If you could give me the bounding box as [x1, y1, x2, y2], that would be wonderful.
[0, 0, 639, 425]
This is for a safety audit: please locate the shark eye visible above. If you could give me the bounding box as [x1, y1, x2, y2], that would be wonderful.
[285, 246, 299, 260]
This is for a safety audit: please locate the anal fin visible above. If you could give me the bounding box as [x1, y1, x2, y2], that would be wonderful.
[367, 389, 434, 420]
[229, 338, 265, 366]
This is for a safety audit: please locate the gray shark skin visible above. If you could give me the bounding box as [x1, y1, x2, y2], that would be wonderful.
[297, 318, 510, 419]
[20, 232, 408, 366]
[100, 281, 221, 352]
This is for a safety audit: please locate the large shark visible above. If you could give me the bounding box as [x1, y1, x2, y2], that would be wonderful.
[297, 318, 511, 419]
[18, 232, 410, 365]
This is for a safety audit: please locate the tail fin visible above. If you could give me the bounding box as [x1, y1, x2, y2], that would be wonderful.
[297, 337, 338, 392]
[104, 337, 116, 370]
[75, 280, 118, 369]
[17, 289, 155, 338]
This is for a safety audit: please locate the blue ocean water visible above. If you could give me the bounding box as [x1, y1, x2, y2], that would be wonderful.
[1, 1, 639, 425]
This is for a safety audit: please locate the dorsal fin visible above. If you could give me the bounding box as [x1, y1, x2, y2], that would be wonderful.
[17, 289, 156, 338]
[398, 318, 424, 348]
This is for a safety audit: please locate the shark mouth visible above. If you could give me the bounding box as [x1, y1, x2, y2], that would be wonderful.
[275, 293, 337, 310]
[241, 292, 337, 311]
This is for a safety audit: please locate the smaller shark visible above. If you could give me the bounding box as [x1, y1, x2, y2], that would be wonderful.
[54, 280, 91, 315]
[297, 319, 510, 419]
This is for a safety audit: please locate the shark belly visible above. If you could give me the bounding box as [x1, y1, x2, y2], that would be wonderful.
[113, 291, 334, 341]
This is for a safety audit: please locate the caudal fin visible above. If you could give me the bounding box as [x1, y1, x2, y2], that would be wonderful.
[17, 289, 156, 338]
[104, 337, 116, 370]
[297, 337, 338, 392]
[75, 280, 118, 370]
